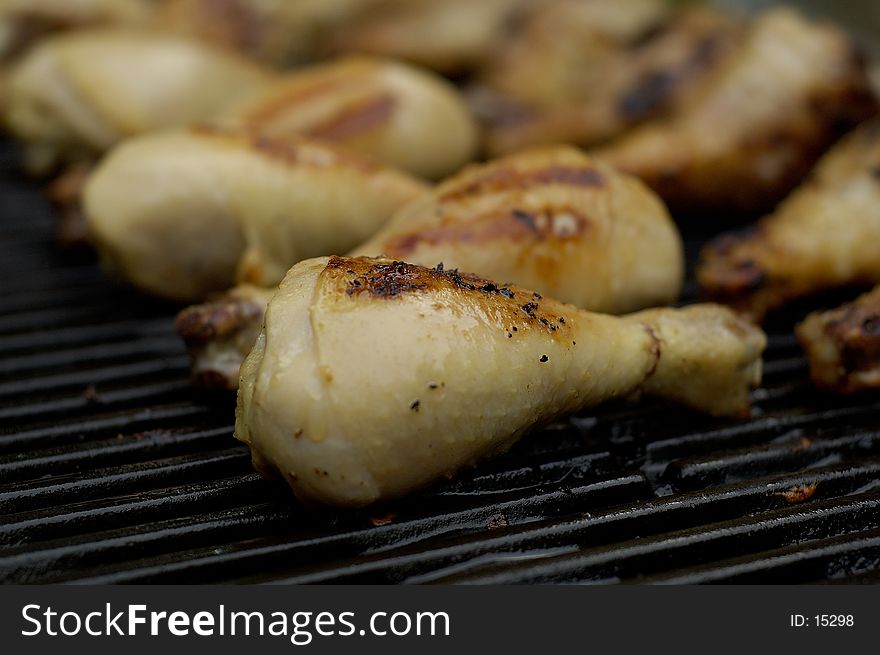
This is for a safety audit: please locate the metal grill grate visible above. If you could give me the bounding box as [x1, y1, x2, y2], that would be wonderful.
[1, 141, 879, 585]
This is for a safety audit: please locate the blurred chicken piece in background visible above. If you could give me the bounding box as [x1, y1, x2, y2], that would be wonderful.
[472, 2, 744, 156]
[0, 0, 151, 61]
[322, 0, 526, 75]
[222, 56, 479, 179]
[155, 0, 386, 67]
[797, 285, 880, 394]
[599, 7, 877, 215]
[3, 28, 274, 173]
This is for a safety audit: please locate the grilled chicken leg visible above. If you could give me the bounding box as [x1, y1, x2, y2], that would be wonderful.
[3, 28, 273, 173]
[83, 127, 427, 302]
[236, 256, 766, 507]
[353, 145, 683, 313]
[473, 4, 742, 156]
[178, 145, 683, 388]
[222, 56, 479, 179]
[797, 286, 880, 394]
[698, 118, 880, 322]
[597, 8, 877, 214]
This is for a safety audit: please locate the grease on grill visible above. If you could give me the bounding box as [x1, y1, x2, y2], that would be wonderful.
[776, 482, 819, 503]
[369, 513, 396, 527]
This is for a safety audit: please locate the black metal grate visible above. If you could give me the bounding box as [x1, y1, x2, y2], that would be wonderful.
[1, 140, 879, 585]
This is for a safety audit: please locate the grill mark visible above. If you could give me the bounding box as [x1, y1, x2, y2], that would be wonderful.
[618, 32, 727, 122]
[304, 94, 396, 141]
[379, 207, 590, 257]
[189, 125, 381, 172]
[640, 323, 663, 381]
[237, 65, 371, 125]
[440, 165, 605, 201]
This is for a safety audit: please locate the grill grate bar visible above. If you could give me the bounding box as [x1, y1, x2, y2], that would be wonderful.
[0, 503, 295, 585]
[1, 475, 651, 584]
[0, 355, 190, 399]
[0, 448, 249, 515]
[0, 335, 185, 376]
[0, 285, 127, 315]
[645, 402, 880, 461]
[663, 431, 880, 491]
[0, 403, 213, 453]
[638, 528, 880, 584]
[0, 306, 153, 335]
[418, 493, 880, 584]
[2, 137, 880, 584]
[0, 426, 234, 482]
[0, 473, 270, 550]
[245, 460, 880, 584]
[0, 379, 194, 421]
[0, 317, 172, 355]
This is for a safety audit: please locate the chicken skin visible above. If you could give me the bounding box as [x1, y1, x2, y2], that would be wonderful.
[83, 127, 427, 302]
[323, 0, 524, 75]
[0, 0, 150, 60]
[474, 4, 742, 156]
[175, 284, 272, 390]
[353, 146, 683, 313]
[2, 28, 273, 173]
[235, 256, 766, 507]
[797, 286, 880, 394]
[177, 146, 683, 389]
[222, 56, 479, 179]
[154, 0, 385, 67]
[598, 8, 877, 214]
[698, 119, 880, 322]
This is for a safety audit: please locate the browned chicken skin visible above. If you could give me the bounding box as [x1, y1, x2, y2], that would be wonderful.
[598, 8, 877, 214]
[46, 162, 92, 250]
[222, 55, 479, 179]
[83, 126, 428, 301]
[474, 3, 743, 156]
[354, 146, 683, 313]
[698, 118, 880, 322]
[797, 286, 880, 394]
[177, 146, 684, 389]
[235, 256, 765, 507]
[175, 284, 271, 390]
